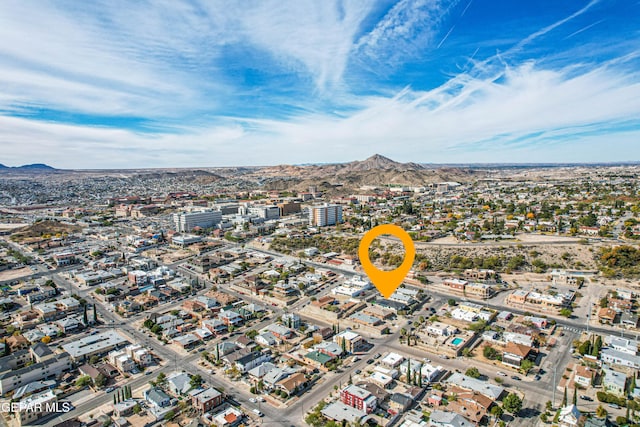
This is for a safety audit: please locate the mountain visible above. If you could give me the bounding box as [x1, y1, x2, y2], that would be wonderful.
[19, 163, 56, 170]
[0, 163, 57, 173]
[257, 154, 480, 193]
[339, 154, 425, 172]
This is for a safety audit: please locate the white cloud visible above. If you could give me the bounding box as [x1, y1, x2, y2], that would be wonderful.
[3, 59, 639, 168]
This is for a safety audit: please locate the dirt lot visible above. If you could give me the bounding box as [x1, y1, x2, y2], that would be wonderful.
[0, 266, 33, 281]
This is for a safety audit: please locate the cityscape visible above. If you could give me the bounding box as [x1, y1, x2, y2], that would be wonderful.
[1, 156, 640, 427]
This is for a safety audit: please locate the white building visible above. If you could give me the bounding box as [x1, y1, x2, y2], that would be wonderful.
[426, 322, 457, 337]
[173, 210, 222, 232]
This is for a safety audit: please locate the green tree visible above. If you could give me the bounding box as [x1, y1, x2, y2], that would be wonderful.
[520, 359, 534, 374]
[93, 304, 98, 323]
[562, 386, 568, 407]
[164, 410, 175, 421]
[502, 393, 523, 415]
[490, 405, 504, 418]
[132, 404, 141, 414]
[75, 375, 92, 387]
[95, 373, 107, 388]
[465, 367, 481, 379]
[572, 386, 577, 406]
[190, 374, 203, 388]
[559, 308, 573, 318]
[448, 299, 457, 306]
[596, 405, 608, 418]
[578, 340, 591, 355]
[483, 346, 499, 360]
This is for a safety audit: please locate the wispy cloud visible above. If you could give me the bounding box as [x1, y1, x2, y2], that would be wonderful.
[355, 0, 460, 67]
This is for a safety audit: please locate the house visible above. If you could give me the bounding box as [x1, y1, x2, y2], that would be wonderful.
[502, 342, 534, 368]
[389, 393, 413, 414]
[191, 387, 223, 413]
[381, 352, 404, 368]
[218, 310, 243, 326]
[202, 319, 227, 335]
[445, 374, 504, 401]
[212, 406, 243, 427]
[429, 410, 473, 427]
[276, 372, 307, 395]
[235, 351, 271, 373]
[314, 341, 344, 358]
[167, 372, 193, 396]
[262, 366, 291, 389]
[304, 351, 334, 368]
[321, 401, 367, 424]
[340, 384, 377, 413]
[56, 317, 83, 334]
[113, 399, 138, 418]
[173, 334, 200, 350]
[265, 324, 294, 340]
[144, 387, 171, 408]
[602, 366, 627, 396]
[282, 313, 301, 329]
[255, 332, 278, 347]
[427, 322, 457, 337]
[598, 307, 618, 324]
[248, 362, 277, 381]
[558, 404, 582, 427]
[574, 365, 595, 387]
[446, 388, 493, 425]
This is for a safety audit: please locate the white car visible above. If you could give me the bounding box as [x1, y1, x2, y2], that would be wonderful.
[497, 371, 507, 376]
[257, 397, 265, 402]
[249, 398, 257, 403]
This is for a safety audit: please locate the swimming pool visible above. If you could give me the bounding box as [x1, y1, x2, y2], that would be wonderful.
[451, 337, 464, 346]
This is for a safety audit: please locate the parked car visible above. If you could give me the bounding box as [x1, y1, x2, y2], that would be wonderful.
[252, 409, 264, 417]
[608, 403, 620, 409]
[366, 359, 374, 364]
[580, 395, 592, 401]
[105, 387, 114, 393]
[355, 369, 361, 374]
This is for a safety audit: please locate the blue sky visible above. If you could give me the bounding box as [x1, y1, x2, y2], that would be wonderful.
[1, 0, 639, 168]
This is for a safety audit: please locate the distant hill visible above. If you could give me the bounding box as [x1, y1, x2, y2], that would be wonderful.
[0, 163, 57, 173]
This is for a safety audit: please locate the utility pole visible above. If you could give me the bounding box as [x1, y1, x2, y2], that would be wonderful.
[552, 365, 557, 408]
[586, 298, 591, 333]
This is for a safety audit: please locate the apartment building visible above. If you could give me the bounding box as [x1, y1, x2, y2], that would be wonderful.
[309, 203, 343, 227]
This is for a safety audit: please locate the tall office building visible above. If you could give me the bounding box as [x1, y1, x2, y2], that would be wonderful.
[173, 210, 222, 232]
[309, 203, 343, 227]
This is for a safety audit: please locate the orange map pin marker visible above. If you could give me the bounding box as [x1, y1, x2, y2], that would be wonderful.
[359, 224, 415, 298]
